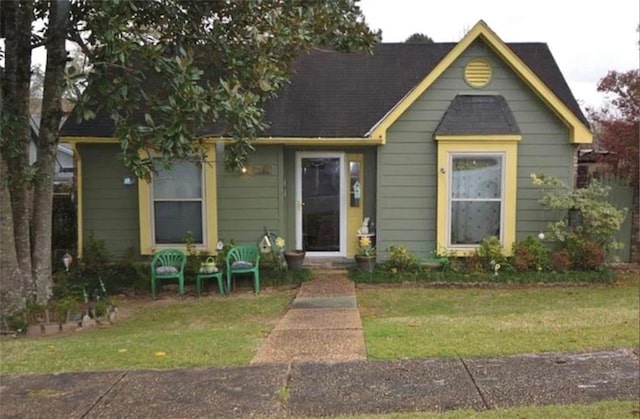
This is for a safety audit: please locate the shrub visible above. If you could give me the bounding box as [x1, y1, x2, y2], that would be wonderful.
[475, 236, 509, 272]
[551, 249, 571, 273]
[566, 239, 605, 271]
[512, 236, 550, 272]
[383, 245, 420, 273]
[532, 174, 626, 266]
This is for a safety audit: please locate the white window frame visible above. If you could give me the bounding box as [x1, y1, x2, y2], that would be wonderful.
[447, 152, 506, 250]
[150, 160, 206, 246]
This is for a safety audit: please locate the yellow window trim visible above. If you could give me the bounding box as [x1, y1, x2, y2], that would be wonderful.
[435, 134, 522, 142]
[368, 20, 592, 144]
[138, 145, 218, 255]
[437, 139, 518, 257]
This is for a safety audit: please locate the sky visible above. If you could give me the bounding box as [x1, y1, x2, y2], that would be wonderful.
[359, 0, 639, 113]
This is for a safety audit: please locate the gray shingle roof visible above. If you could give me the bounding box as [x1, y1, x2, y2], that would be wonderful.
[434, 95, 521, 136]
[60, 42, 588, 138]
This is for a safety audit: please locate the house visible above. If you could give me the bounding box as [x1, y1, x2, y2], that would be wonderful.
[60, 21, 591, 262]
[30, 115, 75, 184]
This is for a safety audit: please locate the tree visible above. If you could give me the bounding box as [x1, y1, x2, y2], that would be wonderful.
[587, 68, 639, 262]
[588, 69, 639, 187]
[0, 0, 379, 316]
[405, 33, 433, 43]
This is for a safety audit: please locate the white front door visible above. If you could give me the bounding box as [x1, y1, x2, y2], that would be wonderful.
[295, 152, 346, 257]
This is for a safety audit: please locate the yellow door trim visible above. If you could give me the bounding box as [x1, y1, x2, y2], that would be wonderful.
[346, 154, 364, 257]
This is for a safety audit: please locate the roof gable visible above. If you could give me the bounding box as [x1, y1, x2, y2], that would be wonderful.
[368, 20, 592, 144]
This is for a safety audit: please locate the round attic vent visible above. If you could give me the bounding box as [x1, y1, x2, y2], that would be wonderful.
[464, 59, 492, 88]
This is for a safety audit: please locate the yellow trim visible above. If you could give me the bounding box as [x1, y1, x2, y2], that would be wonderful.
[436, 139, 518, 256]
[62, 137, 119, 144]
[138, 145, 218, 255]
[70, 144, 84, 258]
[346, 154, 364, 257]
[62, 136, 382, 146]
[435, 135, 522, 142]
[246, 137, 381, 145]
[369, 20, 592, 144]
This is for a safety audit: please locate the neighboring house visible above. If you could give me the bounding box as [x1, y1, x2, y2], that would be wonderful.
[30, 115, 75, 184]
[60, 21, 591, 261]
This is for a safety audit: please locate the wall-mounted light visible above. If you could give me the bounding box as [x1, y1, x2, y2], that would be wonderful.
[123, 175, 136, 185]
[240, 166, 247, 174]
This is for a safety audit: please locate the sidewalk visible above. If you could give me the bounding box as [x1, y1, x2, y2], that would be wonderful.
[1, 272, 638, 418]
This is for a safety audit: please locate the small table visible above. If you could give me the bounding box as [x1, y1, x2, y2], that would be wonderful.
[196, 271, 225, 296]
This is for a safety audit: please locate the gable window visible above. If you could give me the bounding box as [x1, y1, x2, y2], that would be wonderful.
[152, 161, 204, 244]
[450, 154, 503, 245]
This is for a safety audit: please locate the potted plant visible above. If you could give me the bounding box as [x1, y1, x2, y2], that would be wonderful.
[279, 237, 306, 271]
[355, 236, 376, 272]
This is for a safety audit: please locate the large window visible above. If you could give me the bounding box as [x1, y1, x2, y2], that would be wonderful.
[449, 154, 503, 245]
[436, 139, 518, 256]
[152, 161, 204, 244]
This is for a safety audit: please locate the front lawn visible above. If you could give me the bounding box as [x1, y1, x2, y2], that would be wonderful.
[358, 275, 639, 359]
[1, 274, 637, 374]
[0, 291, 293, 374]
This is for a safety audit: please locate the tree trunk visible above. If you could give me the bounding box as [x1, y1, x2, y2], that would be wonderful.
[31, 0, 70, 303]
[1, 0, 34, 309]
[0, 157, 26, 316]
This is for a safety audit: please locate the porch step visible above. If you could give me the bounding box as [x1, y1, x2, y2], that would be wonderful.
[303, 257, 354, 270]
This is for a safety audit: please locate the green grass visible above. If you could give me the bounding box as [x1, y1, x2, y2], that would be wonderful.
[1, 275, 637, 375]
[303, 400, 639, 418]
[359, 278, 639, 359]
[0, 292, 293, 374]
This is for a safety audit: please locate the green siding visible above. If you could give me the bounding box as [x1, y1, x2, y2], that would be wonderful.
[217, 145, 376, 249]
[376, 39, 577, 259]
[79, 144, 139, 259]
[216, 145, 284, 245]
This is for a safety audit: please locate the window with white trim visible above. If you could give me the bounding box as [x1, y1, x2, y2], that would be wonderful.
[449, 153, 504, 246]
[152, 161, 204, 244]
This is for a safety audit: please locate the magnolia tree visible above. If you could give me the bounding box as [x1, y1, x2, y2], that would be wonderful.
[531, 173, 627, 266]
[0, 0, 379, 315]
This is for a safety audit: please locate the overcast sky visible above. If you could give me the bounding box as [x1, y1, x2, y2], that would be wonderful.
[359, 0, 639, 112]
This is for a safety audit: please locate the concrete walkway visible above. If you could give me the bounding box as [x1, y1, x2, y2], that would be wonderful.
[252, 271, 366, 364]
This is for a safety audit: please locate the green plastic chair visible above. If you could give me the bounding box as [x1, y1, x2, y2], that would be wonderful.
[225, 245, 261, 294]
[424, 241, 450, 272]
[150, 249, 187, 299]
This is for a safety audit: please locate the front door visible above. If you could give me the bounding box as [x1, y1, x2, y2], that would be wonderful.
[296, 153, 346, 256]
